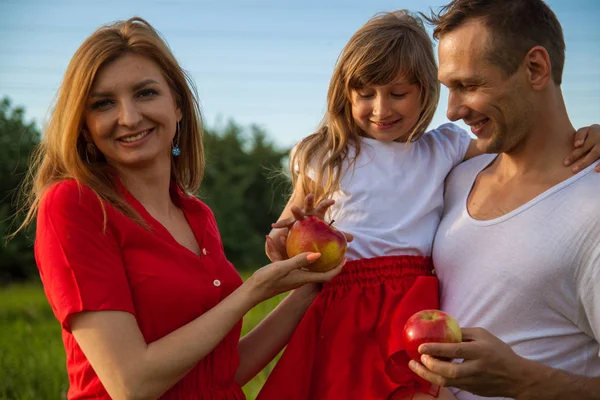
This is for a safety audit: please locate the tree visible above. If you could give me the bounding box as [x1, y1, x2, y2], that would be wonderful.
[0, 97, 40, 284]
[201, 121, 291, 270]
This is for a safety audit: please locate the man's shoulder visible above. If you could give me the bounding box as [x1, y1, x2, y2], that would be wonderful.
[564, 161, 600, 200]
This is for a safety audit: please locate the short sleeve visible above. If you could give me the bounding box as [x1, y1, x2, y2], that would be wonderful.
[290, 141, 335, 185]
[430, 123, 472, 167]
[35, 181, 135, 332]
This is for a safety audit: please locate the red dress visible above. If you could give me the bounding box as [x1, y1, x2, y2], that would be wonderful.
[257, 256, 440, 400]
[35, 180, 245, 400]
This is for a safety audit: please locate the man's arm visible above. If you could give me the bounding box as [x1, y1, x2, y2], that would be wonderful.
[516, 358, 600, 400]
[408, 327, 600, 400]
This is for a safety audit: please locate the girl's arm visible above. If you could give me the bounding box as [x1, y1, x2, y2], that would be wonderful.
[462, 138, 482, 161]
[238, 181, 348, 385]
[236, 210, 322, 386]
[265, 176, 331, 262]
[264, 177, 308, 262]
[70, 252, 342, 400]
[463, 125, 600, 172]
[234, 282, 322, 386]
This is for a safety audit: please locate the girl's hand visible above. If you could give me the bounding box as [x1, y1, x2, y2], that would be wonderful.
[245, 252, 345, 304]
[271, 193, 353, 241]
[265, 193, 352, 263]
[564, 124, 600, 173]
[272, 193, 336, 229]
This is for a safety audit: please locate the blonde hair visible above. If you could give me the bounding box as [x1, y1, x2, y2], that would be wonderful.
[291, 10, 439, 202]
[13, 17, 204, 236]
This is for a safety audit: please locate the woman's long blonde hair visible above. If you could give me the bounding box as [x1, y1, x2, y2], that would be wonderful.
[13, 17, 204, 236]
[290, 10, 439, 203]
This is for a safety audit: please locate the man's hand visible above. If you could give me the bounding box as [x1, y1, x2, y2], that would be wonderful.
[408, 327, 530, 398]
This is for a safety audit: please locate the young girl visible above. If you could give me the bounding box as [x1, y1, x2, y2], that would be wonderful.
[257, 10, 600, 400]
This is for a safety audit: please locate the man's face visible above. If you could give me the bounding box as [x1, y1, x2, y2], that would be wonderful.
[437, 20, 533, 154]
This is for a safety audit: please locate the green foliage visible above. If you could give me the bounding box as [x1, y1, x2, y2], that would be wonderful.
[0, 97, 40, 285]
[201, 121, 291, 270]
[0, 281, 285, 400]
[0, 282, 69, 400]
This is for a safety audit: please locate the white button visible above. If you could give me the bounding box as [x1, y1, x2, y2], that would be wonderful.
[213, 279, 221, 287]
[202, 248, 207, 255]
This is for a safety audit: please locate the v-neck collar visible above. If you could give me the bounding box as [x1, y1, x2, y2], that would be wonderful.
[463, 156, 600, 226]
[115, 177, 206, 260]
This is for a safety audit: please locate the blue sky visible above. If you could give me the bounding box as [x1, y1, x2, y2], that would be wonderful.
[1, 0, 598, 148]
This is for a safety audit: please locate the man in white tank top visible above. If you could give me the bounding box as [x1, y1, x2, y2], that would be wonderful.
[411, 1, 600, 399]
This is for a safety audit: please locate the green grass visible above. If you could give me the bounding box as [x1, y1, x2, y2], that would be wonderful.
[0, 279, 286, 400]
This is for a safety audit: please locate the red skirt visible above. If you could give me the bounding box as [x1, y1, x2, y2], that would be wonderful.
[257, 255, 440, 400]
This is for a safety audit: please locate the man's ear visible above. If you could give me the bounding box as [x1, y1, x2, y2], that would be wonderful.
[524, 46, 551, 90]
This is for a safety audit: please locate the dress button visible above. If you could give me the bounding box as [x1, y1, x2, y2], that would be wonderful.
[213, 279, 221, 287]
[202, 248, 207, 255]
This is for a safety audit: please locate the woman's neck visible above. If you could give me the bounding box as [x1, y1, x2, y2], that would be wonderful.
[117, 159, 177, 219]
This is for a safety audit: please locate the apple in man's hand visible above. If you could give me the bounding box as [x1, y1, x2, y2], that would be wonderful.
[286, 216, 347, 272]
[403, 309, 462, 362]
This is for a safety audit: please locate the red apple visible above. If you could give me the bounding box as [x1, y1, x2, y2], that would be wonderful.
[286, 216, 347, 272]
[403, 309, 462, 362]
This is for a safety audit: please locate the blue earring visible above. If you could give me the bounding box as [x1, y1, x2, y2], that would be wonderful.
[172, 121, 181, 157]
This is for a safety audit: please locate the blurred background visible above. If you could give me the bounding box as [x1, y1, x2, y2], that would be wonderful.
[1, 0, 598, 398]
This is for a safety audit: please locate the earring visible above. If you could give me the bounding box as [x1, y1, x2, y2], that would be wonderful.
[172, 121, 181, 157]
[85, 142, 97, 163]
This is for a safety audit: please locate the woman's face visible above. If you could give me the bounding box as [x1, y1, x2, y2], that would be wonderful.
[83, 52, 182, 171]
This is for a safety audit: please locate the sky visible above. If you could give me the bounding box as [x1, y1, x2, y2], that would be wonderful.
[1, 0, 599, 149]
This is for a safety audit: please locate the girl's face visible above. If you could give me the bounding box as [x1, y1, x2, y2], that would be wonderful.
[83, 52, 182, 171]
[350, 74, 422, 143]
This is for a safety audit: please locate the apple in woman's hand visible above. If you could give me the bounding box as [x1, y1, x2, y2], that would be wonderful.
[403, 309, 462, 362]
[286, 216, 347, 272]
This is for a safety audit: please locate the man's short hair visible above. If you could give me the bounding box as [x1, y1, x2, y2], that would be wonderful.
[424, 0, 565, 85]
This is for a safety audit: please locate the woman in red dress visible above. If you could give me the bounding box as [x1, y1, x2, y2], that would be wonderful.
[14, 17, 344, 400]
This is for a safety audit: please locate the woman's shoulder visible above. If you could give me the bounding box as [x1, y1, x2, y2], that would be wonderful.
[41, 180, 98, 208]
[39, 179, 107, 221]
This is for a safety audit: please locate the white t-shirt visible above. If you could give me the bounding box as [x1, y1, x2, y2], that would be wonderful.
[433, 155, 600, 400]
[305, 123, 471, 261]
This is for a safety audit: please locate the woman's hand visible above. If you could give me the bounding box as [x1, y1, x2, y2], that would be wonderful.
[244, 251, 345, 305]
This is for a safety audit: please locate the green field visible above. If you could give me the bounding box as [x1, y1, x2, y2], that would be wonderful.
[0, 280, 286, 400]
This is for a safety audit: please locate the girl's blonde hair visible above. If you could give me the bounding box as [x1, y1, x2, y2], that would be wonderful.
[291, 10, 439, 202]
[13, 17, 204, 235]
